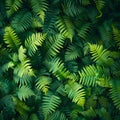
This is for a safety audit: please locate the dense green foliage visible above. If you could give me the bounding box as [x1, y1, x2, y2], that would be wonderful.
[0, 0, 120, 120]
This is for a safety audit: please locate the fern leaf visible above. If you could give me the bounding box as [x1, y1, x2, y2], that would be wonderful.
[5, 0, 23, 17]
[17, 86, 34, 101]
[43, 8, 58, 34]
[11, 11, 32, 32]
[109, 81, 120, 110]
[78, 23, 91, 40]
[89, 43, 113, 66]
[80, 107, 97, 118]
[94, 0, 105, 18]
[65, 80, 85, 107]
[36, 76, 52, 94]
[112, 26, 120, 49]
[45, 34, 65, 59]
[42, 93, 61, 117]
[18, 46, 27, 62]
[44, 57, 70, 80]
[65, 44, 81, 61]
[25, 33, 46, 56]
[30, 0, 48, 15]
[62, 0, 80, 17]
[48, 110, 67, 120]
[2, 61, 14, 72]
[12, 97, 30, 115]
[56, 16, 75, 41]
[56, 85, 67, 96]
[79, 65, 100, 86]
[3, 27, 21, 50]
[14, 59, 34, 86]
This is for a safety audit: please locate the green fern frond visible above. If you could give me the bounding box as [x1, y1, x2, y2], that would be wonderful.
[62, 0, 80, 17]
[80, 107, 97, 118]
[43, 8, 58, 34]
[112, 26, 120, 49]
[44, 57, 70, 80]
[65, 44, 81, 61]
[78, 23, 91, 40]
[12, 97, 30, 115]
[17, 86, 34, 101]
[109, 81, 120, 110]
[11, 11, 32, 32]
[36, 76, 52, 94]
[56, 16, 75, 41]
[65, 60, 78, 73]
[62, 0, 90, 17]
[31, 16, 43, 28]
[79, 65, 100, 86]
[3, 27, 21, 50]
[65, 80, 85, 107]
[2, 61, 14, 71]
[5, 0, 23, 17]
[70, 108, 79, 120]
[48, 110, 67, 120]
[30, 0, 48, 15]
[45, 34, 65, 59]
[56, 85, 67, 96]
[18, 46, 27, 62]
[42, 93, 61, 117]
[25, 33, 46, 56]
[89, 43, 113, 66]
[14, 59, 34, 86]
[94, 0, 105, 18]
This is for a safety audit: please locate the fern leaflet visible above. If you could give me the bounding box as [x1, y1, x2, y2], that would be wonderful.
[65, 80, 85, 107]
[3, 27, 21, 50]
[17, 86, 34, 101]
[25, 33, 46, 56]
[42, 93, 61, 117]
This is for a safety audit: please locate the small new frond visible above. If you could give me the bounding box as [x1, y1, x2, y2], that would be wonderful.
[5, 0, 23, 17]
[109, 81, 120, 110]
[36, 76, 52, 94]
[30, 0, 48, 15]
[17, 86, 34, 101]
[94, 0, 105, 18]
[112, 26, 120, 49]
[18, 46, 27, 62]
[3, 27, 21, 50]
[2, 61, 14, 72]
[65, 44, 81, 61]
[79, 65, 100, 86]
[42, 93, 61, 117]
[11, 11, 32, 32]
[78, 23, 91, 40]
[25, 33, 46, 56]
[89, 43, 113, 66]
[56, 16, 75, 41]
[65, 80, 85, 107]
[45, 34, 65, 59]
